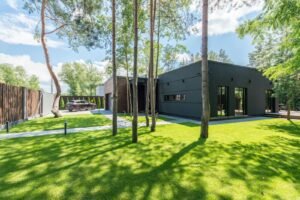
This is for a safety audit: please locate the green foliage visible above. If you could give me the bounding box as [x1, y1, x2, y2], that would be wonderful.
[96, 97, 101, 109]
[162, 44, 189, 72]
[101, 98, 105, 109]
[105, 0, 194, 78]
[237, 0, 300, 78]
[0, 119, 299, 199]
[59, 98, 65, 110]
[0, 63, 40, 89]
[272, 75, 300, 110]
[24, 0, 108, 51]
[59, 62, 103, 96]
[208, 49, 233, 64]
[28, 75, 40, 90]
[237, 0, 300, 109]
[90, 97, 96, 104]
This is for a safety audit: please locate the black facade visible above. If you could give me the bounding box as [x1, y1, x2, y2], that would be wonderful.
[158, 60, 278, 119]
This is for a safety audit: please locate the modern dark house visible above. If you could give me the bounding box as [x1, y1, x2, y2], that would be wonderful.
[104, 77, 149, 113]
[104, 60, 278, 119]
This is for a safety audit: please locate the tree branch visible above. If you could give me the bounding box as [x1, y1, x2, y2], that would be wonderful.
[45, 24, 66, 35]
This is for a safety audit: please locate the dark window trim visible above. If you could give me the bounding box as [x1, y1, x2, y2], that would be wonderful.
[164, 94, 186, 102]
[217, 86, 229, 117]
[234, 87, 247, 116]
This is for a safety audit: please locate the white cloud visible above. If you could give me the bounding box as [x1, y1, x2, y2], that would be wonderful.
[0, 13, 64, 48]
[5, 0, 18, 10]
[176, 53, 191, 63]
[189, 2, 263, 36]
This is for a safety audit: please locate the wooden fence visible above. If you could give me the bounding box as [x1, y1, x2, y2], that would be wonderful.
[60, 96, 105, 109]
[0, 83, 42, 125]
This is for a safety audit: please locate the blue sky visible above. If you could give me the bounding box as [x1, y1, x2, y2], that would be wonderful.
[0, 0, 261, 92]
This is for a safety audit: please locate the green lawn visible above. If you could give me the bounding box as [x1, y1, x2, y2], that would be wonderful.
[0, 118, 299, 199]
[118, 113, 174, 123]
[1, 114, 111, 133]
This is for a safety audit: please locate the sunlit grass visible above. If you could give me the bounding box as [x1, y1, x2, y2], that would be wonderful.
[118, 113, 174, 123]
[0, 118, 299, 199]
[1, 114, 111, 133]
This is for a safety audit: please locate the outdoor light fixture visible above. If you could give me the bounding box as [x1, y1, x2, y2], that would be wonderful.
[64, 121, 67, 135]
[231, 78, 234, 82]
[6, 121, 9, 133]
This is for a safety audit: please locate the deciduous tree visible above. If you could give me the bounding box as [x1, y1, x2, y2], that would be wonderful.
[132, 0, 139, 143]
[0, 64, 40, 90]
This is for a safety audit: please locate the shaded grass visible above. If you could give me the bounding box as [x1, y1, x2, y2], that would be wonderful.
[0, 118, 299, 199]
[1, 114, 111, 133]
[118, 113, 174, 123]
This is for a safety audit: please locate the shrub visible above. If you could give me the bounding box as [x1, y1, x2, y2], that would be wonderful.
[59, 98, 65, 110]
[96, 97, 101, 108]
[101, 98, 105, 108]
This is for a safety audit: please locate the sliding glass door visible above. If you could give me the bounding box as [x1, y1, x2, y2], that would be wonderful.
[235, 88, 247, 116]
[265, 90, 275, 113]
[217, 86, 229, 117]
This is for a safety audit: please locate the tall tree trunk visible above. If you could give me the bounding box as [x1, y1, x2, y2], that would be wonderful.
[200, 0, 209, 139]
[41, 0, 62, 118]
[125, 53, 132, 116]
[145, 68, 150, 127]
[155, 0, 160, 83]
[150, 0, 157, 132]
[154, 0, 160, 120]
[112, 0, 118, 136]
[132, 0, 139, 143]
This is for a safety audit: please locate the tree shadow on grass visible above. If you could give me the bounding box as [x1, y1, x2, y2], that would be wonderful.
[0, 126, 299, 199]
[261, 120, 300, 137]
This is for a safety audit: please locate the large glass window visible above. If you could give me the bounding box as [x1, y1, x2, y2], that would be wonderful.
[217, 86, 229, 117]
[164, 94, 186, 102]
[235, 88, 247, 116]
[265, 90, 275, 113]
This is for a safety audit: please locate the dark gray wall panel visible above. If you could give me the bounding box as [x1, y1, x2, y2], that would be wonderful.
[158, 61, 275, 118]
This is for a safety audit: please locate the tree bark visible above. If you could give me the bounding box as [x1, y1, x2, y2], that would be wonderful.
[126, 70, 132, 116]
[200, 0, 209, 139]
[125, 53, 132, 115]
[155, 0, 160, 83]
[150, 0, 157, 132]
[112, 0, 118, 136]
[41, 0, 62, 118]
[132, 0, 139, 143]
[145, 70, 150, 127]
[154, 0, 160, 120]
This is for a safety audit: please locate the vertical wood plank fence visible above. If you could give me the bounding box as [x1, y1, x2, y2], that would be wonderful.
[0, 83, 42, 126]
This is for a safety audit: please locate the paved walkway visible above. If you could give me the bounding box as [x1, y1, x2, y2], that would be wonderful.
[0, 110, 271, 140]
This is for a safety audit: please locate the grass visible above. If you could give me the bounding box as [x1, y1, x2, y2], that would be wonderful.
[118, 113, 174, 123]
[1, 114, 111, 133]
[0, 118, 299, 199]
